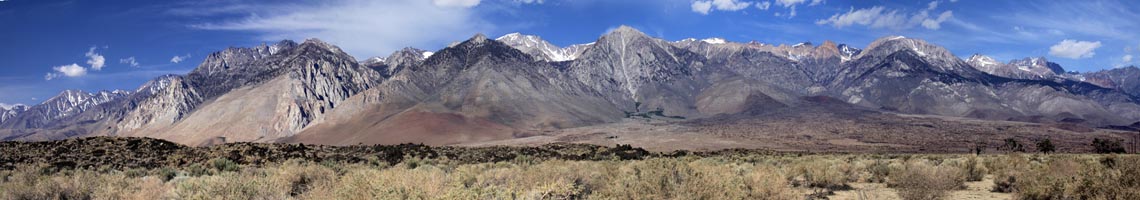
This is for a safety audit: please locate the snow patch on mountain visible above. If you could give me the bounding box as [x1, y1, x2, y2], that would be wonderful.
[496, 32, 591, 62]
[700, 38, 726, 44]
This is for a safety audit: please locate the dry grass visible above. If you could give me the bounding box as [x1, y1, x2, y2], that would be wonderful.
[985, 154, 1140, 200]
[2, 154, 1137, 199]
[889, 160, 966, 200]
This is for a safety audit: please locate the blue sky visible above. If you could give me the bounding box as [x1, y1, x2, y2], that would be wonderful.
[1, 0, 1138, 106]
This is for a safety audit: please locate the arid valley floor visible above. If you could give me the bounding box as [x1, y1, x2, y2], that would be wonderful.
[2, 137, 1138, 199]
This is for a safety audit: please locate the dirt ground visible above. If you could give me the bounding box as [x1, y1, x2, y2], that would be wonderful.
[818, 175, 1012, 200]
[472, 109, 1136, 153]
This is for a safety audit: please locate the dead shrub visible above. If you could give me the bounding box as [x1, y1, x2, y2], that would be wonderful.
[890, 161, 965, 200]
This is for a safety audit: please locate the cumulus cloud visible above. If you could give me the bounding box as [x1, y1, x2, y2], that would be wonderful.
[921, 11, 953, 30]
[816, 3, 953, 30]
[775, 0, 806, 7]
[809, 0, 823, 6]
[756, 1, 771, 10]
[712, 0, 752, 10]
[432, 0, 480, 8]
[170, 54, 191, 63]
[45, 63, 87, 80]
[119, 57, 140, 67]
[1124, 55, 1133, 62]
[691, 0, 752, 15]
[691, 1, 712, 14]
[1048, 39, 1102, 59]
[85, 47, 105, 70]
[190, 0, 489, 58]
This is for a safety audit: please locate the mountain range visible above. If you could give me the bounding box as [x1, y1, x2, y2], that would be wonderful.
[2, 26, 1138, 150]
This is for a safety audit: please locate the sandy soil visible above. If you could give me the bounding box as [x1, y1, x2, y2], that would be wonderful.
[818, 175, 1012, 200]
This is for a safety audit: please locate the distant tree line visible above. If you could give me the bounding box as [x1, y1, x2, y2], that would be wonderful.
[980, 137, 1125, 154]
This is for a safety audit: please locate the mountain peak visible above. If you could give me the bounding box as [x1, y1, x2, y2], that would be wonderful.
[470, 33, 489, 44]
[496, 32, 524, 41]
[607, 25, 647, 37]
[1009, 56, 1065, 74]
[700, 38, 727, 44]
[820, 40, 837, 49]
[966, 54, 1001, 69]
[300, 38, 338, 50]
[861, 35, 955, 60]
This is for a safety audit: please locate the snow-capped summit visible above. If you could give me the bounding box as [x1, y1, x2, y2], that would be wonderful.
[496, 32, 590, 62]
[837, 44, 861, 58]
[0, 103, 22, 110]
[965, 55, 1065, 80]
[700, 38, 726, 44]
[0, 104, 28, 124]
[362, 56, 386, 65]
[7, 89, 132, 124]
[966, 54, 1002, 72]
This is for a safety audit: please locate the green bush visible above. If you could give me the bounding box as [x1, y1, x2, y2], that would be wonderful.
[962, 156, 986, 182]
[1092, 138, 1126, 154]
[154, 167, 178, 182]
[210, 158, 241, 173]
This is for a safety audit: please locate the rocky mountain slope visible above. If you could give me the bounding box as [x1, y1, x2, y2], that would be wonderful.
[2, 26, 1139, 148]
[0, 105, 28, 124]
[0, 90, 129, 129]
[966, 54, 1065, 80]
[288, 34, 623, 145]
[496, 33, 590, 62]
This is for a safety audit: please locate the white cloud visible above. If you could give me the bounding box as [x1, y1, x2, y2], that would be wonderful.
[771, 0, 821, 18]
[999, 1, 1138, 41]
[775, 0, 822, 7]
[432, 0, 480, 8]
[815, 7, 893, 28]
[927, 1, 939, 10]
[691, 1, 712, 14]
[1123, 55, 1133, 62]
[712, 0, 752, 11]
[1048, 40, 1102, 59]
[85, 47, 105, 70]
[756, 1, 771, 10]
[45, 63, 87, 80]
[816, 5, 953, 30]
[775, 0, 806, 7]
[514, 0, 543, 4]
[691, 0, 752, 14]
[190, 0, 489, 58]
[809, 0, 823, 6]
[921, 11, 953, 30]
[119, 57, 140, 67]
[170, 54, 191, 63]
